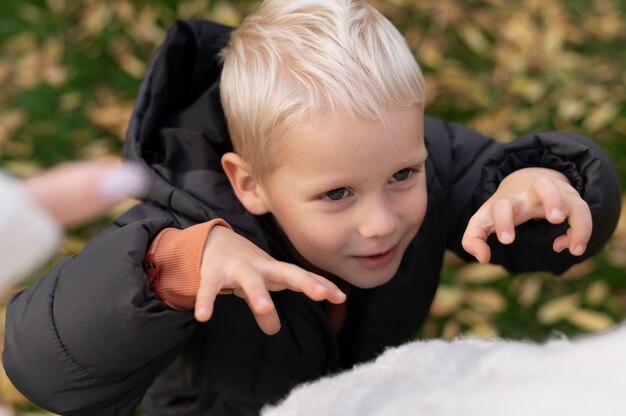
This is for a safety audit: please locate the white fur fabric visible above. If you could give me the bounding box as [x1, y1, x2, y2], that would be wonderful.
[0, 173, 61, 293]
[263, 324, 626, 416]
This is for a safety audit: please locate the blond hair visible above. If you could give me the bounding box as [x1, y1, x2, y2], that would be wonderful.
[220, 0, 426, 177]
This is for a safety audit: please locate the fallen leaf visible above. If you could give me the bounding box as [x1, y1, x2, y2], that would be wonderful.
[585, 281, 610, 308]
[429, 285, 463, 317]
[536, 294, 579, 325]
[565, 308, 614, 332]
[455, 263, 508, 284]
[517, 275, 543, 307]
[463, 288, 507, 315]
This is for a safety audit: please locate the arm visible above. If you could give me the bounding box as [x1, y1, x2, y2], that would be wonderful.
[442, 122, 621, 274]
[147, 221, 347, 336]
[3, 207, 196, 415]
[0, 161, 145, 289]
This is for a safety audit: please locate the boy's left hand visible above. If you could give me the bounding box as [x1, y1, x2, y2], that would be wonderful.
[462, 167, 592, 264]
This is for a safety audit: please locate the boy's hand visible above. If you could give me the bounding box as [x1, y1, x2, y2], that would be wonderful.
[462, 167, 592, 264]
[196, 225, 346, 335]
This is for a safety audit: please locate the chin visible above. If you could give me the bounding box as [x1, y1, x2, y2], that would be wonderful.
[340, 267, 398, 289]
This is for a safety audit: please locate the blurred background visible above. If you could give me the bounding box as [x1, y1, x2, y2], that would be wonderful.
[0, 0, 624, 414]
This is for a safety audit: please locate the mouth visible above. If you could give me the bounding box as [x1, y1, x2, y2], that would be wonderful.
[353, 245, 398, 269]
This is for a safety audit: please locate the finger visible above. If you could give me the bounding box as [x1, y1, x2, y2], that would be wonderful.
[246, 299, 282, 336]
[263, 262, 346, 303]
[461, 211, 494, 264]
[195, 273, 222, 322]
[563, 197, 593, 256]
[491, 198, 515, 245]
[553, 228, 572, 253]
[234, 262, 275, 315]
[531, 177, 566, 224]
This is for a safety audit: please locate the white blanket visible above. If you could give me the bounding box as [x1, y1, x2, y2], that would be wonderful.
[263, 324, 626, 416]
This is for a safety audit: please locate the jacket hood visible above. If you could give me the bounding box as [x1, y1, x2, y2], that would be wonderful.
[123, 20, 268, 248]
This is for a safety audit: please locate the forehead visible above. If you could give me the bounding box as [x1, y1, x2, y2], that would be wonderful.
[271, 106, 426, 184]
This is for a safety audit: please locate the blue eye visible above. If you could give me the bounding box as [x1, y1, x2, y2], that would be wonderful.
[390, 168, 412, 183]
[324, 188, 350, 201]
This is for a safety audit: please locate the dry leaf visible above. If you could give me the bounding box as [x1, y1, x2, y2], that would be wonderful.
[536, 294, 579, 325]
[455, 308, 489, 326]
[85, 87, 134, 139]
[429, 285, 463, 317]
[583, 103, 619, 132]
[585, 281, 610, 308]
[81, 2, 113, 36]
[565, 308, 614, 332]
[0, 110, 28, 144]
[442, 320, 461, 340]
[509, 77, 547, 102]
[46, 0, 66, 14]
[463, 288, 507, 315]
[458, 24, 490, 55]
[109, 38, 146, 79]
[517, 275, 543, 307]
[455, 263, 508, 284]
[466, 323, 499, 339]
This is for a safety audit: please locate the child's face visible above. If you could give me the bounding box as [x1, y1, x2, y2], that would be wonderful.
[259, 106, 428, 288]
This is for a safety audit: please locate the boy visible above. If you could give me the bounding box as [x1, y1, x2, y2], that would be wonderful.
[3, 1, 621, 415]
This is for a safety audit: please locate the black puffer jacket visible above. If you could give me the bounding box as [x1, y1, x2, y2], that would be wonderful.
[3, 20, 621, 416]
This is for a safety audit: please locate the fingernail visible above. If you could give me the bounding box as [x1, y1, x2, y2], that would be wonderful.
[334, 289, 346, 300]
[195, 307, 207, 319]
[572, 244, 585, 256]
[499, 231, 512, 244]
[551, 208, 565, 220]
[100, 164, 148, 201]
[257, 297, 271, 308]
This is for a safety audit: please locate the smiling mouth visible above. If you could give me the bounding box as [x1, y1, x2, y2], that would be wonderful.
[354, 245, 398, 268]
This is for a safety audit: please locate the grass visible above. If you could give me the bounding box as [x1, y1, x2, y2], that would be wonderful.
[0, 0, 624, 413]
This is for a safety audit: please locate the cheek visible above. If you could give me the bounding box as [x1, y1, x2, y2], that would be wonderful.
[297, 216, 349, 255]
[400, 184, 428, 229]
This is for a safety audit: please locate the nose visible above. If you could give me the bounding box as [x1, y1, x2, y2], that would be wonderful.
[358, 197, 399, 239]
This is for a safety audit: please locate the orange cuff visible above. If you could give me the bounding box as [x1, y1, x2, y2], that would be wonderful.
[144, 218, 231, 310]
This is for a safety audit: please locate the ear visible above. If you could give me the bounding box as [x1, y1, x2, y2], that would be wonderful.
[221, 152, 270, 215]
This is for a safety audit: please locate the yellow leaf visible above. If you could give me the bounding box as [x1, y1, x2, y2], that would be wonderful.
[463, 288, 507, 314]
[442, 320, 461, 341]
[46, 0, 66, 14]
[466, 322, 498, 339]
[536, 294, 579, 325]
[517, 275, 543, 307]
[210, 2, 245, 27]
[82, 2, 113, 36]
[429, 285, 463, 317]
[458, 24, 490, 55]
[455, 308, 489, 326]
[565, 308, 614, 332]
[0, 110, 28, 144]
[557, 99, 586, 121]
[509, 77, 547, 102]
[583, 103, 619, 132]
[585, 281, 610, 308]
[456, 263, 508, 284]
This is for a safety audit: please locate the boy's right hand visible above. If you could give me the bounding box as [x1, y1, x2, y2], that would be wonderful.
[196, 225, 346, 335]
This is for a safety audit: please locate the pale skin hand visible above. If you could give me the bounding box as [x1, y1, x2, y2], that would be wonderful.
[23, 161, 146, 228]
[462, 167, 593, 264]
[196, 225, 347, 335]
